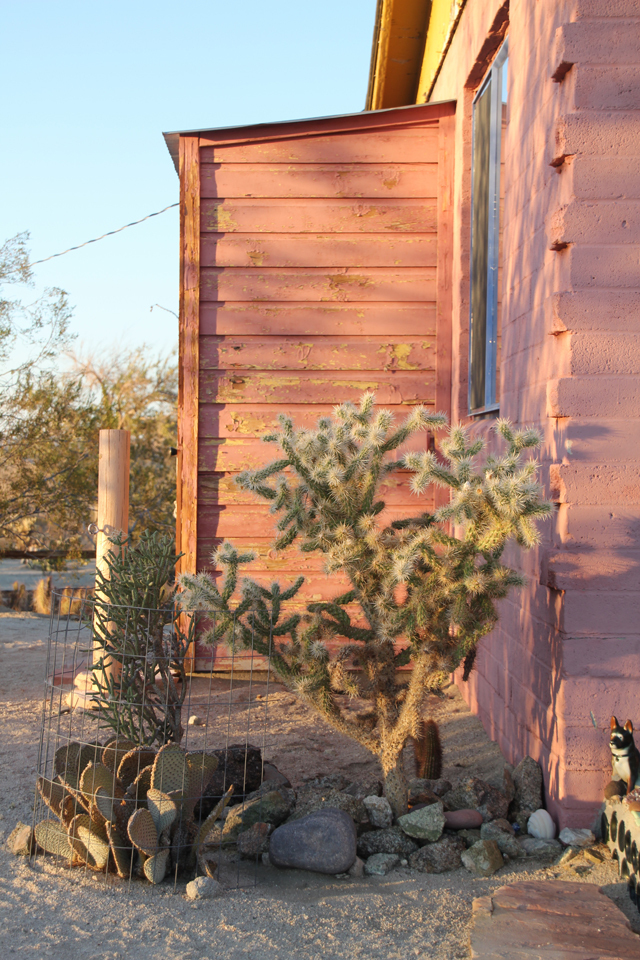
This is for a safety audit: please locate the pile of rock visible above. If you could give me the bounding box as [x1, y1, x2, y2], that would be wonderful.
[201, 754, 575, 881]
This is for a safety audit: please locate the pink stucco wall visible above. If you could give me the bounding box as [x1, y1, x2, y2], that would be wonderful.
[430, 0, 640, 828]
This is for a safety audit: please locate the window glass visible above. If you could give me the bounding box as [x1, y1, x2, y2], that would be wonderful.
[469, 40, 508, 414]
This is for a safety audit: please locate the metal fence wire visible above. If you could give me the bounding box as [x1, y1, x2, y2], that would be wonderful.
[32, 588, 277, 890]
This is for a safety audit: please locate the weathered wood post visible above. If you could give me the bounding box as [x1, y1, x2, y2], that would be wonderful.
[96, 429, 130, 580]
[71, 429, 130, 709]
[93, 429, 130, 689]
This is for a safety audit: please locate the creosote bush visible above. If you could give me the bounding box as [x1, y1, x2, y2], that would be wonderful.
[178, 394, 551, 816]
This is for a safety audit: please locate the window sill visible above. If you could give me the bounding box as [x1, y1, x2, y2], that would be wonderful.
[469, 404, 499, 420]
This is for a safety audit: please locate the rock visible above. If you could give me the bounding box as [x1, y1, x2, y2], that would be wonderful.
[558, 827, 594, 848]
[513, 807, 536, 834]
[408, 778, 443, 805]
[223, 790, 290, 841]
[357, 825, 418, 859]
[510, 756, 543, 819]
[442, 778, 509, 822]
[186, 876, 224, 900]
[7, 822, 34, 856]
[348, 856, 365, 878]
[262, 763, 291, 788]
[344, 778, 383, 800]
[556, 845, 580, 867]
[288, 789, 366, 826]
[269, 808, 357, 874]
[237, 822, 271, 859]
[301, 774, 351, 792]
[188, 715, 205, 726]
[363, 795, 393, 829]
[398, 801, 445, 841]
[502, 767, 516, 803]
[245, 780, 296, 814]
[520, 837, 562, 858]
[481, 821, 524, 859]
[461, 839, 504, 877]
[364, 853, 400, 876]
[199, 744, 263, 818]
[444, 809, 484, 830]
[469, 879, 640, 960]
[458, 828, 483, 848]
[408, 835, 465, 873]
[490, 817, 515, 835]
[583, 847, 604, 865]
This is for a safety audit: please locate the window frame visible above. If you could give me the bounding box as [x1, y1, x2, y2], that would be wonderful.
[468, 37, 509, 416]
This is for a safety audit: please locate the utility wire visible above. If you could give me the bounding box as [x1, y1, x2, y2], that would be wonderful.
[31, 203, 179, 265]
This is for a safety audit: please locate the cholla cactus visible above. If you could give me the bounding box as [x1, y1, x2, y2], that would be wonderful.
[178, 394, 551, 816]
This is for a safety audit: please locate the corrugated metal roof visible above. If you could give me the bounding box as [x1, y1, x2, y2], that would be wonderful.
[162, 100, 453, 173]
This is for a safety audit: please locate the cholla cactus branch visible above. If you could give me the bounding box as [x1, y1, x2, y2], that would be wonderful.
[178, 395, 551, 817]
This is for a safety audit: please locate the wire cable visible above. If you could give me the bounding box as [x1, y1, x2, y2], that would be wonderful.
[31, 203, 179, 265]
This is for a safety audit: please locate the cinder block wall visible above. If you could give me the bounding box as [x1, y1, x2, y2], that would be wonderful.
[430, 0, 640, 828]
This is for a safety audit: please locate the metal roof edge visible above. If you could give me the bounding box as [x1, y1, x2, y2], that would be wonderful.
[162, 99, 455, 175]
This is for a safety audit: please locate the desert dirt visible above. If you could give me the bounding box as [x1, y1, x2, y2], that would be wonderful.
[1, 610, 638, 960]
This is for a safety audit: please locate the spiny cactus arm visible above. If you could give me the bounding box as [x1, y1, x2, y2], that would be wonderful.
[306, 601, 376, 643]
[380, 406, 448, 454]
[404, 449, 462, 492]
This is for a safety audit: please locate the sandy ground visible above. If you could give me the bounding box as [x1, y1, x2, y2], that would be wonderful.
[1, 611, 638, 960]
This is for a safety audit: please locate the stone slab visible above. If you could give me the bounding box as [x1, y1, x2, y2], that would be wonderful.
[469, 880, 640, 960]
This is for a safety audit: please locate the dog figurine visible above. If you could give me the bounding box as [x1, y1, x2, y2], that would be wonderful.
[609, 716, 640, 795]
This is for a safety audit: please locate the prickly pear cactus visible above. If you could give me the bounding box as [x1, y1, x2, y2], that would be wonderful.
[32, 738, 227, 886]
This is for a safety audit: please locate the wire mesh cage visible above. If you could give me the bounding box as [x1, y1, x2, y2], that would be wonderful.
[32, 587, 278, 890]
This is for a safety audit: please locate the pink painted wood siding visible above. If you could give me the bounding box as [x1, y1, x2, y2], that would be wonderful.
[180, 103, 455, 671]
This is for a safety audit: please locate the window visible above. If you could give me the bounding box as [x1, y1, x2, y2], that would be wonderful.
[469, 39, 508, 414]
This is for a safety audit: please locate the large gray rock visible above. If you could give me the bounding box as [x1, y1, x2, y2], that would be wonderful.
[364, 853, 400, 876]
[443, 778, 509, 822]
[398, 801, 445, 841]
[223, 790, 290, 841]
[511, 757, 543, 818]
[461, 839, 504, 877]
[363, 795, 393, 829]
[357, 825, 418, 859]
[269, 808, 357, 874]
[480, 821, 524, 859]
[408, 835, 465, 873]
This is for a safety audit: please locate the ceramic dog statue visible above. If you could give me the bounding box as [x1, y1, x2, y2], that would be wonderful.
[608, 716, 640, 796]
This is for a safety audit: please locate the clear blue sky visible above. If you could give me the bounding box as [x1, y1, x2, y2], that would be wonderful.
[0, 1, 375, 359]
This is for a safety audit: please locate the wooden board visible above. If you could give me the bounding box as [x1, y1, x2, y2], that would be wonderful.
[176, 103, 455, 672]
[200, 162, 438, 199]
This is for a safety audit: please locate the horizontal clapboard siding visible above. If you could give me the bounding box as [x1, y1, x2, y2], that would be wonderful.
[177, 103, 455, 671]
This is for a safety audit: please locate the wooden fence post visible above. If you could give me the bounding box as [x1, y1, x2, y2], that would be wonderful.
[70, 429, 130, 710]
[96, 429, 130, 578]
[93, 429, 130, 689]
